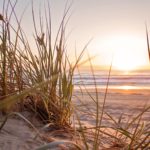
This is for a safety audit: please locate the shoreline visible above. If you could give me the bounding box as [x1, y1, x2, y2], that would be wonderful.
[74, 86, 150, 94]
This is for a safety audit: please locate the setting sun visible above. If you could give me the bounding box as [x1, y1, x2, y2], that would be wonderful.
[113, 49, 143, 71]
[112, 36, 148, 71]
[89, 35, 149, 71]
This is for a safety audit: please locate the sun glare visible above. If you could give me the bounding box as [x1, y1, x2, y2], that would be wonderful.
[88, 35, 148, 71]
[113, 49, 142, 71]
[111, 36, 148, 71]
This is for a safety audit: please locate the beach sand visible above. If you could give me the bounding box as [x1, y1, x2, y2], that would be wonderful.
[73, 88, 150, 149]
[0, 88, 150, 149]
[74, 88, 150, 126]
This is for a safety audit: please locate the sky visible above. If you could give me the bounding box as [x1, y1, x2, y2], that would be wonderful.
[1, 0, 150, 70]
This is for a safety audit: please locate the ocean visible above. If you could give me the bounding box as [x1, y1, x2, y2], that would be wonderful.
[73, 69, 150, 90]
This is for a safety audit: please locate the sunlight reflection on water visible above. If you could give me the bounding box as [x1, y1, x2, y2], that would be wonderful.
[116, 85, 139, 90]
[74, 85, 150, 90]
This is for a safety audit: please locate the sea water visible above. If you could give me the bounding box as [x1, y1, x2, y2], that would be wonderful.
[73, 69, 150, 90]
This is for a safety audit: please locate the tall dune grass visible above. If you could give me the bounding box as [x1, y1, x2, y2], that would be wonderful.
[0, 0, 85, 127]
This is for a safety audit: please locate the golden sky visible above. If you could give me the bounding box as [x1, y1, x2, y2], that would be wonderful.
[1, 0, 150, 70]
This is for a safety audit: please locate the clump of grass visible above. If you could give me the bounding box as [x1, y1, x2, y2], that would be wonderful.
[19, 1, 86, 127]
[0, 0, 85, 128]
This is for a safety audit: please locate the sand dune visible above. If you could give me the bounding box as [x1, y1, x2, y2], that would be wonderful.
[0, 89, 149, 149]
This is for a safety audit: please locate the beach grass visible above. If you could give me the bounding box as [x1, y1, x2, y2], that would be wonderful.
[0, 0, 85, 128]
[0, 0, 150, 150]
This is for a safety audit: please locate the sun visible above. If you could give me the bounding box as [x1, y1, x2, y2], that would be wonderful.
[88, 35, 149, 70]
[112, 50, 142, 71]
[110, 36, 148, 71]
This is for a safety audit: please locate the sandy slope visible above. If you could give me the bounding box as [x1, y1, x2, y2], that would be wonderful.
[0, 114, 45, 150]
[0, 88, 150, 150]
